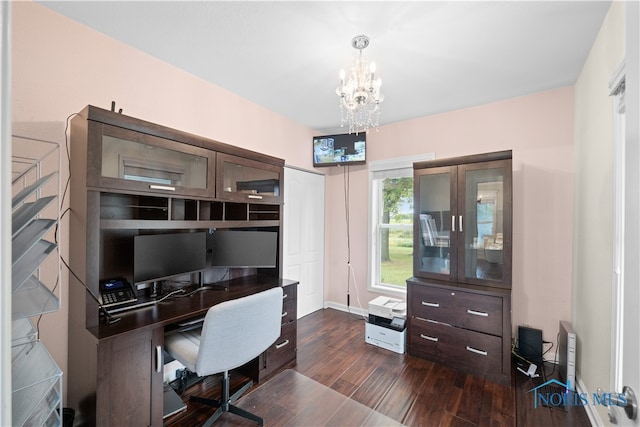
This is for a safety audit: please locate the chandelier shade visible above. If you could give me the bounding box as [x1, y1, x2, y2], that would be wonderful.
[336, 35, 384, 134]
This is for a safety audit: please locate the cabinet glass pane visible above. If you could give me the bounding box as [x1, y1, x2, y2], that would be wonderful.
[417, 172, 451, 275]
[102, 136, 207, 188]
[222, 161, 280, 197]
[464, 168, 504, 281]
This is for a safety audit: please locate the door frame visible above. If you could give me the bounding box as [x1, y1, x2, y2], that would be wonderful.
[609, 59, 625, 399]
[283, 165, 325, 318]
[609, 1, 640, 421]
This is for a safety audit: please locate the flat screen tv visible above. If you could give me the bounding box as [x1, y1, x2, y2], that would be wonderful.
[133, 232, 206, 284]
[209, 230, 278, 268]
[313, 133, 366, 167]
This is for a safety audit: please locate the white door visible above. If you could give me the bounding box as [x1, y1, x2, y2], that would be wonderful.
[283, 167, 325, 318]
[610, 5, 639, 423]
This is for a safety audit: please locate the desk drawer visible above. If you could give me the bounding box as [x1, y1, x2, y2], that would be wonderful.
[410, 284, 502, 335]
[282, 297, 297, 326]
[282, 285, 297, 305]
[265, 323, 296, 375]
[409, 318, 501, 375]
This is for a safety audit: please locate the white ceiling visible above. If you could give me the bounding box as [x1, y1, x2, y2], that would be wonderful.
[39, 1, 611, 134]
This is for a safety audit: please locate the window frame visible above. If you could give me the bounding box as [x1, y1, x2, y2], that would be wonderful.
[368, 153, 434, 296]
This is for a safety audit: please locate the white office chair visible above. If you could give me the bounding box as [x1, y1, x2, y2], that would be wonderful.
[165, 287, 284, 426]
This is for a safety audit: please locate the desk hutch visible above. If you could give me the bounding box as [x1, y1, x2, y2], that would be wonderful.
[407, 150, 512, 385]
[68, 105, 297, 426]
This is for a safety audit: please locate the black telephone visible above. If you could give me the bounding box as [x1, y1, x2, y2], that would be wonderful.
[99, 278, 137, 308]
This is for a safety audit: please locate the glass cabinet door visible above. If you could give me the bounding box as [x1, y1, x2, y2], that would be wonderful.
[91, 124, 214, 198]
[414, 166, 456, 279]
[458, 161, 511, 286]
[216, 153, 282, 203]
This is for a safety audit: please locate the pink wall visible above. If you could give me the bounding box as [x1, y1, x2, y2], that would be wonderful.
[12, 2, 314, 166]
[324, 87, 575, 343]
[12, 2, 316, 392]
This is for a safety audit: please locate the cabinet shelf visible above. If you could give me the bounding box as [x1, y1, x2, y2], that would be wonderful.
[101, 203, 169, 210]
[99, 194, 280, 227]
[99, 219, 281, 230]
[100, 193, 169, 220]
[100, 219, 211, 229]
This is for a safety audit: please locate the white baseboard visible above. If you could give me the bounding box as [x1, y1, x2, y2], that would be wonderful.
[324, 301, 368, 318]
[576, 375, 604, 427]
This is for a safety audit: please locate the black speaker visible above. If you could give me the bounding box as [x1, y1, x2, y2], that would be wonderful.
[518, 326, 543, 365]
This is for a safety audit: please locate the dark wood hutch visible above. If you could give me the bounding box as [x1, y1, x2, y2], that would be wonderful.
[407, 150, 513, 386]
[68, 105, 297, 426]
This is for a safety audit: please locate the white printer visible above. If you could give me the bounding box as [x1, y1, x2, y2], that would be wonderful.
[368, 296, 407, 320]
[365, 297, 407, 354]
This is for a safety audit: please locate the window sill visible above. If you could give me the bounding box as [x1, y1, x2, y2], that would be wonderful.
[369, 283, 407, 298]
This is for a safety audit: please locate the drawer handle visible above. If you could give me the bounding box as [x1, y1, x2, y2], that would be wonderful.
[149, 184, 175, 192]
[155, 345, 162, 373]
[283, 293, 288, 299]
[422, 302, 440, 308]
[281, 311, 288, 318]
[467, 309, 489, 317]
[466, 346, 488, 356]
[247, 194, 263, 200]
[420, 334, 438, 342]
[275, 339, 290, 349]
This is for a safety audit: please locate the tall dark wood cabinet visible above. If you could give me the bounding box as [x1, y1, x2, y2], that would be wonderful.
[68, 105, 296, 426]
[407, 150, 512, 385]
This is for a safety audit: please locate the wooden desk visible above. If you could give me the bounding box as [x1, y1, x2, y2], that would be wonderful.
[68, 106, 294, 427]
[68, 275, 298, 427]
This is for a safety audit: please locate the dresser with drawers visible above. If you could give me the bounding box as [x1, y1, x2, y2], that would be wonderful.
[408, 151, 512, 385]
[407, 279, 511, 384]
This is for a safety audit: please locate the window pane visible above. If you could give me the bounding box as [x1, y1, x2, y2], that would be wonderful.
[380, 227, 413, 286]
[378, 177, 413, 288]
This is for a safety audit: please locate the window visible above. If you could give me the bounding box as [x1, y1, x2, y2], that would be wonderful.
[368, 154, 434, 294]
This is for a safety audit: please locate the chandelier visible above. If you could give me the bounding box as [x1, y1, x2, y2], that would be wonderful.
[336, 35, 384, 134]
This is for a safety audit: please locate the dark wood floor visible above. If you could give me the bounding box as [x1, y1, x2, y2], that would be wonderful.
[166, 308, 591, 426]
